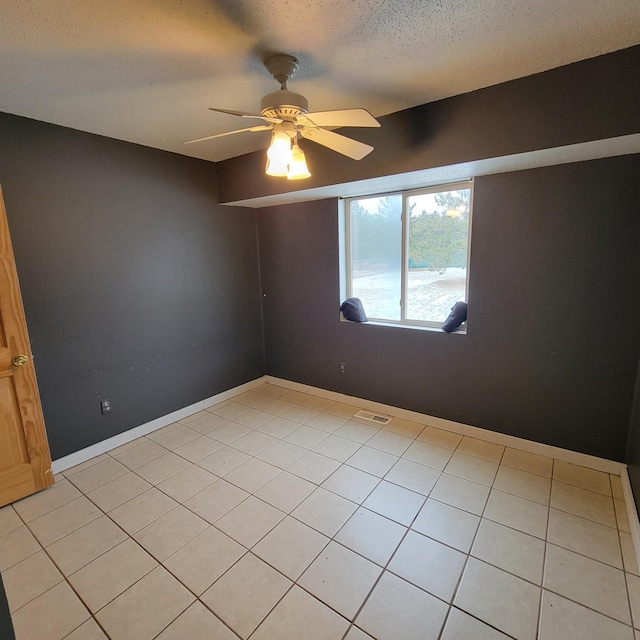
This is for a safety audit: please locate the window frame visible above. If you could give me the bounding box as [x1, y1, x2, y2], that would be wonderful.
[343, 179, 474, 331]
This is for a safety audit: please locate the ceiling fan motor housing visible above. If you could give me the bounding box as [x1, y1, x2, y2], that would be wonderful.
[261, 90, 309, 120]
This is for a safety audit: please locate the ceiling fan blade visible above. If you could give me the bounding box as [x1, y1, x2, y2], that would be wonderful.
[209, 107, 282, 124]
[299, 127, 374, 160]
[183, 125, 272, 145]
[298, 109, 380, 129]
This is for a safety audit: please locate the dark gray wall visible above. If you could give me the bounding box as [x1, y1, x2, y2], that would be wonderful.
[0, 113, 264, 459]
[0, 572, 14, 640]
[258, 155, 640, 461]
[218, 46, 640, 203]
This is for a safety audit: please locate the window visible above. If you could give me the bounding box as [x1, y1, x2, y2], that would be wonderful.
[344, 181, 472, 329]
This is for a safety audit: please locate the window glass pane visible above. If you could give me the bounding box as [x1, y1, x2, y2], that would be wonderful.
[406, 188, 470, 323]
[349, 195, 402, 321]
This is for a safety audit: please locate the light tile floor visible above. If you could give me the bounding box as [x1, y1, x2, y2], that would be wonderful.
[2, 383, 640, 640]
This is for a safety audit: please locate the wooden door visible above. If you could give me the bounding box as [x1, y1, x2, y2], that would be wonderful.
[0, 185, 53, 506]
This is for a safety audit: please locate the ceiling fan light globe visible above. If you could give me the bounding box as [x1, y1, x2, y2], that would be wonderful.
[267, 131, 292, 164]
[287, 145, 311, 180]
[265, 157, 289, 177]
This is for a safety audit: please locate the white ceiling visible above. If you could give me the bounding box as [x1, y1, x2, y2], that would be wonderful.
[1, 0, 639, 163]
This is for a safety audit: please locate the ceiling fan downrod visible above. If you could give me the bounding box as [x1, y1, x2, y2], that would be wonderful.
[260, 54, 308, 119]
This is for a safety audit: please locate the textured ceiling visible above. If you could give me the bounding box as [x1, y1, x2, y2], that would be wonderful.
[1, 0, 639, 162]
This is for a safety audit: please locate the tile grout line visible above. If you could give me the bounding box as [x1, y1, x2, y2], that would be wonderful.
[339, 437, 500, 637]
[537, 459, 554, 640]
[23, 445, 246, 639]
[539, 459, 637, 635]
[20, 476, 626, 611]
[9, 497, 111, 640]
[87, 399, 370, 637]
[7, 498, 628, 628]
[338, 479, 430, 638]
[212, 401, 435, 635]
[436, 440, 515, 640]
[62, 454, 245, 640]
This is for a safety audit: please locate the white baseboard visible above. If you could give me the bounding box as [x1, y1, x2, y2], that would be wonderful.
[53, 372, 626, 477]
[266, 376, 626, 476]
[51, 377, 267, 473]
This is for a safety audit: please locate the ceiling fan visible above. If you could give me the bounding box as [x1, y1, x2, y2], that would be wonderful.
[183, 54, 381, 179]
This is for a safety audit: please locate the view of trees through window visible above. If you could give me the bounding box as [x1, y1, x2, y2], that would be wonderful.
[348, 185, 471, 325]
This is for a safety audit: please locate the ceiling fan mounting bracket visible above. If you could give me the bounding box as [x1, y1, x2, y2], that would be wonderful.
[264, 54, 299, 88]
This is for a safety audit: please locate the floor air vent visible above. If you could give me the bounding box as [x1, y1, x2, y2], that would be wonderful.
[354, 410, 392, 426]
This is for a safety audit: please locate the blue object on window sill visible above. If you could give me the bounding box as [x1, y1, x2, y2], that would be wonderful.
[340, 298, 368, 323]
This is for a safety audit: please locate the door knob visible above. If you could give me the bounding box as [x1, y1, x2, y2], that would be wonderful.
[13, 355, 28, 367]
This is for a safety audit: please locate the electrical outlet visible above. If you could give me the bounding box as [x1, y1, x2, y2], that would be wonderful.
[100, 399, 112, 414]
[339, 362, 346, 375]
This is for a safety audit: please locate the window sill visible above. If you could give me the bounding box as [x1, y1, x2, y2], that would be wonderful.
[339, 315, 467, 335]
